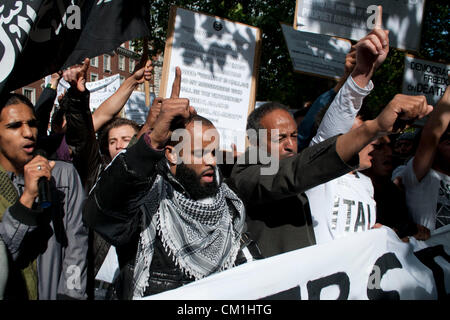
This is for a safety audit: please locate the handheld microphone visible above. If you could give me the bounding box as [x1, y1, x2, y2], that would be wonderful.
[34, 149, 52, 209]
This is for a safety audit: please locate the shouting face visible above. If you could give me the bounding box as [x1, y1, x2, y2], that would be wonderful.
[260, 109, 298, 160]
[0, 103, 38, 174]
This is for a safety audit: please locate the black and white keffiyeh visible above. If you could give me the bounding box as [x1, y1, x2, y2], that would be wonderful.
[132, 173, 245, 298]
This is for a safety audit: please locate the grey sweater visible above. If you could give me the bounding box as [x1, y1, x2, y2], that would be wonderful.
[0, 161, 88, 300]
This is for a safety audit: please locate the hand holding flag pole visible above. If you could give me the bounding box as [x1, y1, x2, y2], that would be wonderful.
[143, 38, 151, 107]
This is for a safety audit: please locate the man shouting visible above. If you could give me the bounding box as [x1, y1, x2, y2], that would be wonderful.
[0, 93, 87, 299]
[83, 68, 261, 299]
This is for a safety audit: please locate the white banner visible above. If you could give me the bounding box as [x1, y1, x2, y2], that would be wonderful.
[281, 23, 351, 80]
[141, 225, 450, 300]
[402, 55, 449, 106]
[294, 0, 426, 51]
[47, 74, 121, 112]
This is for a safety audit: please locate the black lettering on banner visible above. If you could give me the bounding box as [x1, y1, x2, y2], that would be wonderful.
[414, 245, 450, 300]
[307, 272, 350, 300]
[354, 201, 366, 232]
[261, 286, 301, 300]
[331, 196, 339, 230]
[343, 199, 355, 232]
[367, 253, 402, 300]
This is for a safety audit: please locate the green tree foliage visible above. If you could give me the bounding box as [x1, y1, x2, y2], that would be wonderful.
[142, 0, 448, 115]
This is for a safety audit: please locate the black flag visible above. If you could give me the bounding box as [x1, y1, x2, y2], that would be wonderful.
[0, 0, 150, 99]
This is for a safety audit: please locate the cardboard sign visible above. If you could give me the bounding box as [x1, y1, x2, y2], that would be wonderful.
[159, 7, 261, 153]
[281, 23, 351, 80]
[402, 55, 449, 106]
[294, 0, 425, 51]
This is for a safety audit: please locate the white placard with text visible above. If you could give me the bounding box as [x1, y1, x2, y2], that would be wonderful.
[295, 0, 425, 51]
[160, 7, 261, 153]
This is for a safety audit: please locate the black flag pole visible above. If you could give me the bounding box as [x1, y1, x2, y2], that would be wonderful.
[143, 37, 150, 107]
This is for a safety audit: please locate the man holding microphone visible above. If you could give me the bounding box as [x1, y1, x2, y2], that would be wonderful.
[0, 73, 88, 300]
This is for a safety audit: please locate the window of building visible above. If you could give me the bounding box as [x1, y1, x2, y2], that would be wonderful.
[118, 55, 125, 71]
[103, 54, 111, 72]
[91, 56, 98, 68]
[129, 59, 135, 73]
[120, 75, 125, 84]
[22, 87, 36, 104]
[90, 73, 98, 82]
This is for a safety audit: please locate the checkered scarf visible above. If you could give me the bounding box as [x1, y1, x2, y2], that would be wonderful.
[132, 173, 245, 298]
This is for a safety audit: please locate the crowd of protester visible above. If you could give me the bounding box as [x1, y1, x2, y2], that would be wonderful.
[0, 16, 448, 300]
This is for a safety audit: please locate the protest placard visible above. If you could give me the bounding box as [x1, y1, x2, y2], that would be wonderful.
[51, 74, 121, 113]
[294, 0, 425, 52]
[281, 23, 351, 80]
[402, 55, 449, 106]
[159, 6, 261, 153]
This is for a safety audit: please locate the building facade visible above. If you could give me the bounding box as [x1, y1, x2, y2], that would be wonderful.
[14, 41, 153, 105]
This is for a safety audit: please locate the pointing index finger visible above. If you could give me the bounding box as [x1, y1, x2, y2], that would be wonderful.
[170, 66, 182, 98]
[81, 58, 90, 73]
[374, 5, 383, 30]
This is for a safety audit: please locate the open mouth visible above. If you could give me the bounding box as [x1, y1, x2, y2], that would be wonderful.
[23, 143, 35, 154]
[201, 170, 215, 183]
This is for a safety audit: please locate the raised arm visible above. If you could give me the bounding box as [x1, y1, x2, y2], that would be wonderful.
[61, 58, 103, 190]
[82, 135, 164, 246]
[230, 93, 432, 206]
[413, 85, 450, 181]
[336, 94, 433, 163]
[230, 135, 360, 205]
[311, 6, 389, 145]
[351, 6, 389, 88]
[83, 94, 195, 246]
[137, 66, 182, 139]
[92, 59, 153, 132]
[35, 72, 62, 138]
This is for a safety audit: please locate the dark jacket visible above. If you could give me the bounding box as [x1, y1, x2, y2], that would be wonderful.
[62, 88, 103, 192]
[35, 87, 64, 158]
[227, 135, 359, 258]
[83, 135, 262, 299]
[35, 87, 57, 138]
[62, 88, 110, 299]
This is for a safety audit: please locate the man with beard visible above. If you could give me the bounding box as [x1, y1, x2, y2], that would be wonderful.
[83, 90, 261, 299]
